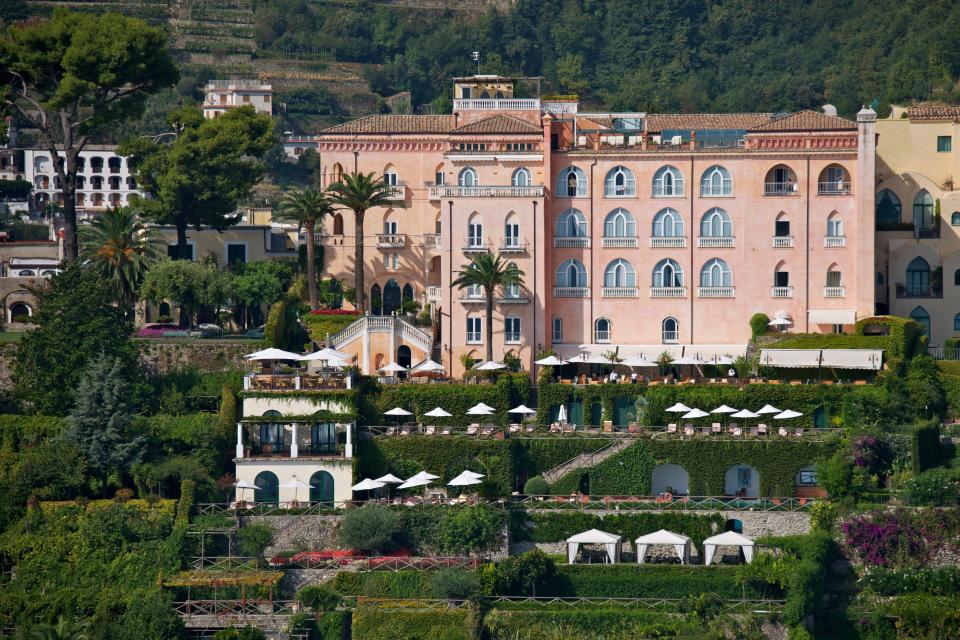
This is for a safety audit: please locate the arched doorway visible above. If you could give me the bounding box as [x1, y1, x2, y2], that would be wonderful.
[9, 302, 31, 322]
[309, 470, 334, 505]
[724, 465, 759, 498]
[397, 345, 412, 370]
[402, 283, 414, 306]
[383, 279, 401, 315]
[254, 471, 279, 505]
[370, 284, 382, 316]
[651, 464, 689, 495]
[158, 301, 171, 320]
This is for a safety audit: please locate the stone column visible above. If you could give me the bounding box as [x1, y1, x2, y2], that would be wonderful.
[235, 423, 244, 459]
[290, 423, 298, 458]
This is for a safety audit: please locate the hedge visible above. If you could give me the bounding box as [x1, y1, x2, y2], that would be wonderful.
[329, 571, 431, 598]
[862, 567, 960, 596]
[351, 606, 474, 640]
[378, 374, 531, 427]
[547, 564, 765, 599]
[536, 382, 646, 425]
[550, 438, 834, 497]
[0, 414, 64, 445]
[301, 311, 361, 344]
[936, 361, 960, 414]
[520, 511, 724, 549]
[912, 418, 942, 473]
[483, 607, 694, 640]
[768, 315, 923, 358]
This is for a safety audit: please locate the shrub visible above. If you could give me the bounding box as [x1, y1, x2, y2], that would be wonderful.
[487, 549, 557, 596]
[550, 565, 760, 599]
[841, 508, 960, 568]
[237, 524, 274, 563]
[678, 592, 723, 628]
[749, 313, 770, 339]
[912, 418, 942, 472]
[338, 504, 400, 554]
[296, 585, 341, 611]
[435, 504, 504, 555]
[430, 568, 480, 600]
[862, 567, 960, 596]
[523, 475, 550, 496]
[213, 627, 266, 640]
[901, 468, 958, 506]
[351, 607, 473, 640]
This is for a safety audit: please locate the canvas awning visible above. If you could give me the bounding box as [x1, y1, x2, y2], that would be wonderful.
[703, 531, 755, 565]
[554, 344, 746, 361]
[566, 528, 622, 564]
[758, 349, 822, 368]
[634, 529, 692, 565]
[819, 349, 883, 370]
[808, 309, 857, 325]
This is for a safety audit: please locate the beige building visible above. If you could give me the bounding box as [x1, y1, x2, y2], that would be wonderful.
[0, 238, 61, 325]
[875, 106, 960, 347]
[202, 79, 273, 119]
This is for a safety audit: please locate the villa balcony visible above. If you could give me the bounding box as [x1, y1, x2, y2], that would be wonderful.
[697, 287, 735, 298]
[772, 236, 794, 248]
[650, 287, 687, 299]
[453, 98, 540, 111]
[601, 237, 638, 248]
[698, 237, 734, 248]
[498, 293, 530, 304]
[500, 238, 528, 253]
[384, 185, 406, 201]
[823, 236, 846, 248]
[421, 234, 442, 248]
[817, 182, 852, 196]
[376, 233, 406, 248]
[462, 239, 491, 253]
[554, 287, 590, 298]
[823, 287, 846, 299]
[237, 420, 352, 461]
[243, 372, 350, 391]
[772, 286, 793, 299]
[764, 182, 798, 196]
[428, 185, 544, 199]
[915, 226, 940, 239]
[650, 237, 685, 248]
[602, 287, 638, 298]
[459, 291, 485, 304]
[554, 237, 590, 248]
[426, 286, 441, 302]
[895, 284, 943, 299]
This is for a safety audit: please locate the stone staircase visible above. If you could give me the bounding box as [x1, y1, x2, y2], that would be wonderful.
[328, 315, 433, 354]
[542, 438, 635, 484]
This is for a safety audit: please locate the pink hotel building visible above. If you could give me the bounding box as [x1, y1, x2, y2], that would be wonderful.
[313, 76, 877, 377]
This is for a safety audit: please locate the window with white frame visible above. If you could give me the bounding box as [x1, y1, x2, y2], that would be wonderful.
[604, 259, 636, 288]
[512, 167, 531, 187]
[652, 259, 683, 288]
[827, 213, 843, 237]
[653, 165, 684, 197]
[700, 165, 732, 196]
[604, 208, 636, 237]
[699, 258, 732, 287]
[594, 318, 611, 343]
[466, 317, 482, 343]
[662, 317, 679, 343]
[384, 169, 398, 186]
[604, 165, 636, 197]
[466, 283, 482, 298]
[700, 208, 732, 237]
[383, 218, 398, 235]
[556, 208, 587, 237]
[505, 317, 521, 343]
[504, 281, 521, 299]
[459, 167, 478, 187]
[556, 166, 587, 197]
[468, 216, 483, 247]
[556, 259, 588, 288]
[552, 317, 563, 343]
[652, 208, 684, 237]
[504, 218, 520, 247]
[826, 269, 842, 287]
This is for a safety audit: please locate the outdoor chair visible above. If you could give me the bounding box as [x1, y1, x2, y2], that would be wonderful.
[466, 424, 479, 436]
[627, 424, 640, 434]
[549, 423, 561, 433]
[758, 424, 768, 435]
[726, 422, 738, 433]
[441, 427, 452, 435]
[525, 424, 536, 433]
[731, 427, 742, 436]
[711, 422, 722, 434]
[683, 425, 694, 436]
[424, 426, 436, 435]
[778, 427, 788, 437]
[481, 426, 495, 436]
[399, 427, 410, 437]
[386, 427, 398, 437]
[563, 424, 575, 433]
[748, 427, 759, 437]
[794, 428, 804, 437]
[508, 423, 521, 434]
[667, 423, 678, 433]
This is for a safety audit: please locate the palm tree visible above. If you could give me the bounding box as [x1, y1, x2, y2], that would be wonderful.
[275, 188, 335, 310]
[27, 616, 94, 640]
[326, 172, 394, 314]
[79, 206, 159, 308]
[453, 252, 525, 363]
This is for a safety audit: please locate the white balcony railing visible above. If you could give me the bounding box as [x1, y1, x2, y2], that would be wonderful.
[602, 287, 639, 298]
[698, 287, 735, 298]
[376, 233, 406, 248]
[428, 185, 545, 199]
[385, 185, 406, 200]
[698, 237, 735, 248]
[554, 287, 590, 298]
[650, 287, 687, 298]
[453, 98, 540, 111]
[601, 237, 638, 248]
[662, 331, 679, 343]
[824, 236, 846, 248]
[498, 294, 530, 304]
[764, 182, 799, 196]
[818, 182, 852, 195]
[824, 286, 846, 298]
[772, 286, 793, 298]
[650, 237, 686, 248]
[421, 234, 442, 248]
[554, 237, 590, 248]
[459, 293, 485, 304]
[500, 238, 527, 253]
[426, 286, 441, 302]
[772, 236, 794, 248]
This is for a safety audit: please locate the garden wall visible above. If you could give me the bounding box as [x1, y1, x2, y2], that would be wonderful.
[136, 339, 254, 375]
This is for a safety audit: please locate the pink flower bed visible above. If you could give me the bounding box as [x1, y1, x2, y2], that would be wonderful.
[308, 309, 360, 316]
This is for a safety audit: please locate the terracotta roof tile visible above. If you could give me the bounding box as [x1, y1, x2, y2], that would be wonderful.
[320, 115, 456, 134]
[450, 114, 542, 134]
[749, 110, 856, 131]
[646, 113, 774, 131]
[906, 105, 960, 121]
[574, 116, 614, 129]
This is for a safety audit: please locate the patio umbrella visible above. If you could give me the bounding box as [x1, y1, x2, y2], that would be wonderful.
[299, 347, 351, 362]
[411, 359, 445, 373]
[557, 404, 568, 423]
[665, 402, 692, 413]
[409, 471, 441, 481]
[351, 478, 385, 492]
[768, 317, 792, 326]
[281, 477, 314, 503]
[509, 405, 536, 415]
[384, 407, 413, 427]
[475, 360, 507, 371]
[773, 410, 803, 420]
[375, 474, 404, 484]
[621, 355, 658, 367]
[756, 404, 782, 415]
[245, 348, 302, 361]
[380, 362, 407, 374]
[397, 477, 433, 490]
[672, 355, 706, 366]
[535, 355, 569, 366]
[568, 352, 612, 365]
[711, 405, 738, 414]
[730, 409, 759, 419]
[448, 471, 484, 487]
[681, 408, 710, 420]
[424, 407, 452, 418]
[233, 479, 255, 502]
[467, 402, 495, 415]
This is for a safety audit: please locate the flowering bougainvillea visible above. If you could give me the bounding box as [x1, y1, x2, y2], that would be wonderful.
[842, 508, 960, 568]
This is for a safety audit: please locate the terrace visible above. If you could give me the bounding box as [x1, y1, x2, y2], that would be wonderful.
[235, 419, 352, 460]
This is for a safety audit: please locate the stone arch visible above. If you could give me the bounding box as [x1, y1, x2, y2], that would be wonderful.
[383, 279, 401, 315]
[724, 464, 759, 498]
[651, 464, 689, 495]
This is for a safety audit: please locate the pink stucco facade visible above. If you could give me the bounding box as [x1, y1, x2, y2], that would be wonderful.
[312, 77, 876, 378]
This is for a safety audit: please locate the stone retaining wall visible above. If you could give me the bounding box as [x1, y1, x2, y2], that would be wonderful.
[136, 339, 254, 375]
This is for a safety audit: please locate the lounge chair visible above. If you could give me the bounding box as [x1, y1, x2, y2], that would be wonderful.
[508, 423, 521, 434]
[549, 423, 561, 433]
[758, 424, 767, 435]
[726, 422, 738, 433]
[424, 426, 436, 436]
[683, 425, 694, 436]
[525, 424, 536, 433]
[731, 427, 742, 436]
[481, 425, 495, 436]
[778, 427, 788, 437]
[748, 427, 759, 437]
[441, 427, 452, 435]
[398, 427, 410, 437]
[794, 428, 804, 437]
[667, 423, 677, 433]
[711, 422, 722, 434]
[465, 424, 479, 436]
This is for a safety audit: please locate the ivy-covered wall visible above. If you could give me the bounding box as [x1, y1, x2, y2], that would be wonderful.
[766, 315, 923, 359]
[378, 374, 531, 426]
[550, 439, 835, 496]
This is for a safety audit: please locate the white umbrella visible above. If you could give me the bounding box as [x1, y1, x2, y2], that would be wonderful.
[245, 348, 302, 361]
[730, 409, 759, 419]
[509, 405, 536, 415]
[568, 352, 612, 365]
[380, 362, 407, 374]
[281, 477, 314, 503]
[409, 471, 441, 481]
[768, 317, 792, 326]
[447, 471, 483, 487]
[665, 402, 692, 413]
[299, 347, 350, 362]
[557, 404, 568, 423]
[233, 479, 255, 501]
[397, 477, 432, 490]
[460, 470, 484, 479]
[622, 355, 658, 367]
[681, 408, 710, 420]
[375, 474, 404, 484]
[773, 410, 803, 420]
[475, 360, 506, 371]
[467, 402, 495, 415]
[411, 359, 445, 373]
[711, 405, 738, 414]
[673, 355, 706, 365]
[424, 407, 452, 418]
[384, 407, 413, 416]
[756, 404, 782, 415]
[535, 355, 569, 366]
[351, 478, 386, 492]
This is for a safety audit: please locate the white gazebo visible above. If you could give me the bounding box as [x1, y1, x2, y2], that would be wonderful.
[634, 529, 692, 565]
[703, 531, 755, 565]
[566, 528, 622, 564]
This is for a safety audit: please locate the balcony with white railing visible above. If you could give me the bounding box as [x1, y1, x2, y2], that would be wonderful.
[697, 287, 735, 298]
[421, 234, 442, 248]
[428, 185, 545, 199]
[426, 286, 441, 302]
[601, 237, 638, 248]
[385, 185, 406, 201]
[772, 236, 794, 248]
[500, 238, 528, 253]
[662, 331, 679, 343]
[823, 286, 845, 298]
[818, 182, 852, 196]
[498, 293, 530, 304]
[824, 236, 846, 248]
[554, 287, 590, 298]
[772, 286, 793, 298]
[453, 98, 541, 111]
[698, 237, 735, 248]
[650, 237, 686, 248]
[376, 233, 406, 248]
[764, 182, 799, 196]
[459, 292, 485, 304]
[650, 287, 687, 298]
[602, 287, 639, 298]
[554, 237, 590, 248]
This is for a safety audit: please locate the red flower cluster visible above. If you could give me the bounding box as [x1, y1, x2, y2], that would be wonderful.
[308, 309, 361, 316]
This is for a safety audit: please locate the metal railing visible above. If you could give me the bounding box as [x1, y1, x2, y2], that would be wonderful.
[772, 236, 794, 248]
[895, 283, 943, 298]
[928, 346, 960, 360]
[376, 233, 406, 248]
[698, 236, 734, 248]
[764, 182, 798, 196]
[500, 238, 528, 252]
[650, 237, 685, 248]
[519, 495, 817, 512]
[914, 226, 940, 239]
[462, 238, 491, 252]
[818, 181, 851, 195]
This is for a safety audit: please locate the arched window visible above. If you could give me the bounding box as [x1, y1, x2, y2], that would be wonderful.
[818, 164, 851, 194]
[309, 470, 334, 505]
[653, 165, 684, 197]
[827, 212, 843, 237]
[370, 283, 383, 315]
[556, 259, 587, 288]
[604, 259, 636, 288]
[9, 302, 31, 320]
[512, 167, 531, 187]
[556, 208, 587, 237]
[604, 165, 636, 197]
[952, 212, 960, 226]
[552, 316, 563, 343]
[700, 165, 732, 196]
[700, 258, 732, 287]
[603, 208, 636, 238]
[467, 213, 483, 248]
[652, 259, 683, 288]
[764, 164, 798, 195]
[906, 257, 931, 296]
[913, 190, 934, 230]
[383, 279, 401, 315]
[700, 208, 732, 237]
[383, 164, 398, 186]
[774, 261, 790, 288]
[652, 208, 684, 237]
[332, 213, 344, 235]
[556, 166, 587, 197]
[594, 318, 611, 343]
[504, 213, 520, 248]
[910, 306, 930, 337]
[402, 283, 414, 302]
[504, 261, 522, 298]
[876, 189, 902, 227]
[331, 163, 343, 184]
[254, 471, 279, 505]
[458, 167, 478, 187]
[662, 317, 679, 343]
[826, 265, 842, 288]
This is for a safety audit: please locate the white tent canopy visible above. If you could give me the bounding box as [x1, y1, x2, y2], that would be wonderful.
[760, 348, 882, 370]
[424, 407, 452, 418]
[566, 529, 622, 564]
[703, 531, 755, 565]
[634, 529, 692, 565]
[245, 348, 302, 361]
[535, 355, 569, 366]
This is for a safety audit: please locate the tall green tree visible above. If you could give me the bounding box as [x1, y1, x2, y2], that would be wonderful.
[452, 252, 524, 363]
[140, 259, 228, 328]
[79, 207, 159, 308]
[274, 188, 335, 310]
[326, 172, 393, 314]
[119, 105, 275, 259]
[62, 354, 144, 494]
[13, 264, 137, 415]
[227, 260, 292, 329]
[0, 9, 178, 261]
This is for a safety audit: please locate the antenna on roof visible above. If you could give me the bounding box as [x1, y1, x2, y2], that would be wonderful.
[471, 51, 480, 75]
